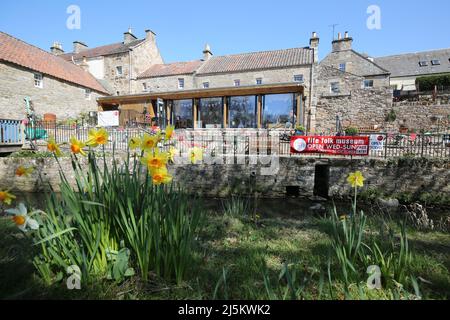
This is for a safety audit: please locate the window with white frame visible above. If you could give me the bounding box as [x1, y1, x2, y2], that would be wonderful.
[178, 78, 185, 89]
[256, 78, 263, 85]
[116, 66, 123, 76]
[34, 73, 43, 88]
[339, 63, 346, 72]
[234, 79, 241, 87]
[363, 79, 374, 89]
[203, 82, 210, 88]
[294, 75, 304, 83]
[330, 82, 340, 94]
[85, 88, 91, 100]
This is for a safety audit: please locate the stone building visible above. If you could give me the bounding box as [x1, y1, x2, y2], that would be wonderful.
[374, 48, 450, 92]
[0, 31, 109, 121]
[312, 32, 393, 133]
[58, 29, 163, 96]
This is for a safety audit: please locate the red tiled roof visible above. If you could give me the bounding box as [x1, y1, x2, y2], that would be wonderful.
[60, 39, 145, 61]
[0, 31, 109, 94]
[197, 47, 313, 75]
[138, 60, 204, 78]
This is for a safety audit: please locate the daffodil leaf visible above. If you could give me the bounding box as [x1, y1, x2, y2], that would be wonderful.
[34, 228, 77, 245]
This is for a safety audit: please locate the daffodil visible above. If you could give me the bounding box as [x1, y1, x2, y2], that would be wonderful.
[168, 147, 178, 163]
[129, 137, 141, 150]
[15, 166, 34, 177]
[0, 190, 16, 205]
[347, 171, 365, 188]
[86, 128, 109, 147]
[165, 125, 175, 141]
[47, 137, 62, 156]
[151, 166, 173, 185]
[190, 147, 203, 164]
[140, 133, 159, 151]
[141, 149, 169, 170]
[70, 137, 87, 156]
[6, 203, 39, 232]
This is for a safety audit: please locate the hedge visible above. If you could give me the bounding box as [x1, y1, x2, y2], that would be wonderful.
[416, 74, 450, 91]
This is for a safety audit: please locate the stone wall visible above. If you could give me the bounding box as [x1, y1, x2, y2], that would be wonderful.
[0, 62, 103, 120]
[103, 53, 132, 95]
[1, 156, 448, 199]
[386, 100, 450, 133]
[314, 65, 393, 133]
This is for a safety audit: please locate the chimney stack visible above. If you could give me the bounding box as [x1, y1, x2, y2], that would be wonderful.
[50, 42, 64, 55]
[203, 43, 213, 61]
[309, 32, 320, 64]
[80, 57, 90, 72]
[332, 31, 353, 52]
[124, 27, 138, 44]
[73, 41, 88, 54]
[145, 29, 156, 43]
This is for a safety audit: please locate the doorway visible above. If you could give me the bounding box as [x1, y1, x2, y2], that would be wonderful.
[314, 165, 330, 198]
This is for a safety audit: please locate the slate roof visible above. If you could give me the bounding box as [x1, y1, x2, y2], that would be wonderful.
[197, 47, 313, 75]
[138, 60, 203, 78]
[138, 47, 314, 79]
[0, 31, 109, 94]
[375, 49, 450, 78]
[60, 39, 145, 61]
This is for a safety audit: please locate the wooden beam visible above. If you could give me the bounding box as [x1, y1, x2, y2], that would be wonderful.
[193, 99, 198, 129]
[98, 83, 304, 106]
[257, 95, 262, 129]
[223, 97, 227, 128]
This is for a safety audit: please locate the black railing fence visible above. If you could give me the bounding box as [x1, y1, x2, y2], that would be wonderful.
[24, 123, 450, 159]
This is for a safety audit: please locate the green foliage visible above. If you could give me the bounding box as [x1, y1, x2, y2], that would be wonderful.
[106, 242, 135, 283]
[33, 149, 204, 285]
[416, 74, 450, 91]
[385, 109, 397, 122]
[345, 127, 359, 136]
[222, 195, 252, 218]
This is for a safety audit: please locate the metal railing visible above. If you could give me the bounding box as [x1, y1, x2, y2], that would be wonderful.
[23, 123, 450, 159]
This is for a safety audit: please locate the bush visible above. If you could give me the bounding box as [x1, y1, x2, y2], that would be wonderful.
[345, 127, 359, 136]
[416, 74, 450, 91]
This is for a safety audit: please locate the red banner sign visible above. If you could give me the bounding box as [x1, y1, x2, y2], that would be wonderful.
[290, 136, 370, 156]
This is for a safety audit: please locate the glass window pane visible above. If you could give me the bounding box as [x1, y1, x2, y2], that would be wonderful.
[228, 96, 257, 128]
[173, 99, 193, 129]
[263, 94, 294, 129]
[198, 97, 223, 128]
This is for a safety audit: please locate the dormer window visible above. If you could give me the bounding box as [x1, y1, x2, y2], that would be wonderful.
[419, 61, 428, 67]
[431, 60, 441, 66]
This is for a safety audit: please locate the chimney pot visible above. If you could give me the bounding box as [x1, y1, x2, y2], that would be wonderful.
[337, 32, 342, 40]
[345, 31, 349, 39]
[51, 42, 64, 55]
[203, 43, 213, 61]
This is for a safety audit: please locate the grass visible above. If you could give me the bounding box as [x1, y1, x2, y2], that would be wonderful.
[1, 207, 449, 300]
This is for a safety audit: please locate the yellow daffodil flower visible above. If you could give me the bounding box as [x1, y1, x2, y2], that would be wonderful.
[47, 137, 62, 156]
[165, 125, 175, 141]
[129, 137, 141, 150]
[140, 133, 159, 151]
[347, 171, 365, 188]
[168, 147, 178, 163]
[70, 137, 87, 156]
[151, 166, 173, 185]
[190, 147, 203, 164]
[141, 150, 169, 170]
[15, 166, 34, 177]
[86, 128, 109, 147]
[6, 203, 39, 232]
[0, 190, 16, 205]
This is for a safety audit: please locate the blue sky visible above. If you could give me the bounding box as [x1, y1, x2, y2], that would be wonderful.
[1, 0, 449, 63]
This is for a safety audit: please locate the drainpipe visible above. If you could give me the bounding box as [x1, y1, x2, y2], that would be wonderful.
[129, 50, 132, 94]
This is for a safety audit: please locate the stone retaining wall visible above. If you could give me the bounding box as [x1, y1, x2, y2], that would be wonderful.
[1, 156, 448, 199]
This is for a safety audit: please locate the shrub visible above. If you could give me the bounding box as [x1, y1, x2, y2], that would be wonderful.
[416, 74, 450, 91]
[345, 127, 359, 136]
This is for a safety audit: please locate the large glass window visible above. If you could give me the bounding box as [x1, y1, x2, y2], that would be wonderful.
[263, 94, 295, 129]
[198, 97, 223, 128]
[172, 99, 193, 129]
[228, 96, 257, 128]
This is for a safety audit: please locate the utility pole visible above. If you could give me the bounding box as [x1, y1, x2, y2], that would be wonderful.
[329, 23, 339, 40]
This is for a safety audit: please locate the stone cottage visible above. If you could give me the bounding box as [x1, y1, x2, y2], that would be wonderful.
[0, 31, 109, 121]
[58, 29, 163, 96]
